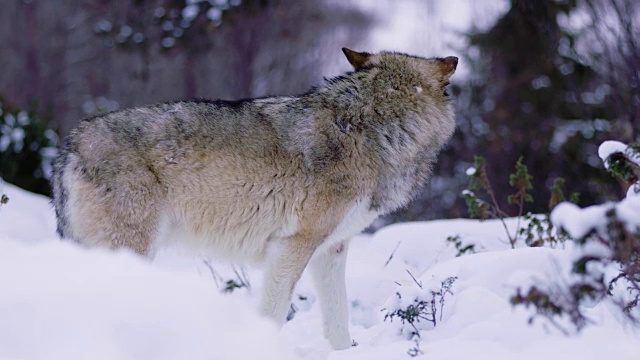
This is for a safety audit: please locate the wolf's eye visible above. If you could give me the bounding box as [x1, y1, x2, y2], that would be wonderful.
[443, 89, 450, 97]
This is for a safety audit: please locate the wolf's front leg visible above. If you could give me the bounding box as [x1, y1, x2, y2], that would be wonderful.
[259, 237, 317, 326]
[308, 240, 352, 350]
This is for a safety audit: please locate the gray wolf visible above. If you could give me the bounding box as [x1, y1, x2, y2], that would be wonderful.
[51, 48, 457, 350]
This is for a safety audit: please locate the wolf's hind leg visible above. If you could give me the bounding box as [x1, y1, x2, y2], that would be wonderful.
[65, 166, 163, 257]
[308, 240, 352, 350]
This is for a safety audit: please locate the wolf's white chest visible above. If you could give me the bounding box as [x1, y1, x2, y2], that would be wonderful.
[317, 199, 379, 252]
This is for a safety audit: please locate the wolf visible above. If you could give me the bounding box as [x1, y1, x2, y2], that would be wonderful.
[51, 48, 457, 350]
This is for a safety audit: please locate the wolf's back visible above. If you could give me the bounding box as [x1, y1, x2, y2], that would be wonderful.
[49, 99, 297, 249]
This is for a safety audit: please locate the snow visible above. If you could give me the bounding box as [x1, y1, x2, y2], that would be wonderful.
[598, 140, 628, 166]
[598, 140, 640, 169]
[550, 202, 607, 239]
[0, 239, 288, 360]
[1, 181, 639, 359]
[551, 188, 640, 239]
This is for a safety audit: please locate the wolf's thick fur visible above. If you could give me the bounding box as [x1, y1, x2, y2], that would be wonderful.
[51, 49, 457, 350]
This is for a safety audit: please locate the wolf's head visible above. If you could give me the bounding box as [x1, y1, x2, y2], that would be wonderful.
[291, 48, 458, 195]
[342, 48, 457, 99]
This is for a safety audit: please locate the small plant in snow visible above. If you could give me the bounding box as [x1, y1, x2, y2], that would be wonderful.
[0, 178, 8, 213]
[517, 179, 579, 248]
[463, 156, 534, 248]
[0, 193, 8, 215]
[446, 234, 477, 256]
[383, 273, 458, 339]
[202, 261, 251, 294]
[463, 156, 574, 248]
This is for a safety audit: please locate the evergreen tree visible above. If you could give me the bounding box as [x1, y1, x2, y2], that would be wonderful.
[456, 0, 620, 215]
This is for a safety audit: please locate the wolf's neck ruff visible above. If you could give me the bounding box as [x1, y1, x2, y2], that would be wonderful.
[283, 51, 456, 213]
[51, 48, 457, 350]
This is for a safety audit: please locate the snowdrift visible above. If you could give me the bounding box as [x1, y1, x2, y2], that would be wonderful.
[1, 182, 638, 359]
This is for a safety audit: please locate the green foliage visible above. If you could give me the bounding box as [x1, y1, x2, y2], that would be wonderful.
[508, 157, 533, 205]
[548, 178, 566, 210]
[519, 211, 574, 248]
[462, 190, 489, 220]
[450, 0, 623, 221]
[463, 156, 576, 249]
[461, 144, 640, 332]
[606, 152, 639, 186]
[0, 98, 58, 195]
[549, 179, 580, 208]
[603, 142, 640, 191]
[467, 156, 487, 192]
[446, 235, 477, 257]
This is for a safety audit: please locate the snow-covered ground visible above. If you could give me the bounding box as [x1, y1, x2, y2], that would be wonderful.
[1, 181, 639, 360]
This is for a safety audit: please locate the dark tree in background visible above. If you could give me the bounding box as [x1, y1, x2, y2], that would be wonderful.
[462, 0, 615, 213]
[579, 0, 639, 139]
[0, 0, 372, 139]
[388, 0, 639, 224]
[2, 0, 638, 222]
[0, 0, 372, 195]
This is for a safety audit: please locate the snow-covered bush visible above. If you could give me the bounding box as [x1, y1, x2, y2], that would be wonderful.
[383, 273, 458, 356]
[0, 99, 58, 195]
[512, 141, 640, 331]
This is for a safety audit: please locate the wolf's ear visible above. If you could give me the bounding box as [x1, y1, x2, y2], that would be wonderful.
[438, 56, 458, 79]
[342, 48, 371, 70]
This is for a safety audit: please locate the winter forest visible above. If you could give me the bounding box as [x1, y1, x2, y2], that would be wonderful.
[1, 0, 639, 359]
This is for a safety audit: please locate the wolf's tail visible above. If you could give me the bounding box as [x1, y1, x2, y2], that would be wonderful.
[51, 150, 71, 238]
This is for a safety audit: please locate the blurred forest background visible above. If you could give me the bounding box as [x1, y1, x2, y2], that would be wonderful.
[0, 0, 638, 225]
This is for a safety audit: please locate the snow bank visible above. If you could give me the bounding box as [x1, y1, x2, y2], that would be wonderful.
[2, 182, 640, 360]
[0, 238, 290, 360]
[0, 181, 57, 243]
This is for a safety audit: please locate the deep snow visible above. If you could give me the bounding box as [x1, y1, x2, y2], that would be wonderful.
[1, 181, 639, 360]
